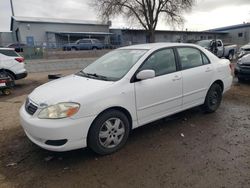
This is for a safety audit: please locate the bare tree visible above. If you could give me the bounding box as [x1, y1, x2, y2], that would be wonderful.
[91, 0, 194, 42]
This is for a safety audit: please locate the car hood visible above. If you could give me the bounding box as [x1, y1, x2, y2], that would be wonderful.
[29, 74, 114, 106]
[240, 54, 250, 65]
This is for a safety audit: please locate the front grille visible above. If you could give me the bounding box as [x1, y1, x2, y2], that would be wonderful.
[25, 98, 38, 115]
[240, 62, 250, 67]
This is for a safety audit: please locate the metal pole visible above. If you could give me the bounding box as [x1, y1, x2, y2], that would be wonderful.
[10, 0, 15, 16]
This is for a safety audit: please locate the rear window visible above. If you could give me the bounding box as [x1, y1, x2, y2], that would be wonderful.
[0, 49, 19, 57]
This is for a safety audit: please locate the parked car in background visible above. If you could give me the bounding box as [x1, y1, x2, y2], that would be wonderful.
[196, 39, 237, 60]
[0, 48, 27, 83]
[63, 39, 104, 51]
[238, 43, 250, 58]
[235, 54, 250, 82]
[7, 43, 27, 53]
[20, 43, 232, 155]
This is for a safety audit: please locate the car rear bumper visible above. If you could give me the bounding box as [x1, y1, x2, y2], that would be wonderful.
[15, 71, 28, 80]
[19, 104, 96, 152]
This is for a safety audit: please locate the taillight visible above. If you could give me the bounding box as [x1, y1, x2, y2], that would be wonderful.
[229, 63, 233, 70]
[229, 63, 233, 75]
[15, 57, 24, 63]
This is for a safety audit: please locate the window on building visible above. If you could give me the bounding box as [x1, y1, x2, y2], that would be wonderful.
[238, 33, 243, 38]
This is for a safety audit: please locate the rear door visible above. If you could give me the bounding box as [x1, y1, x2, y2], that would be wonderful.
[176, 47, 214, 109]
[134, 48, 183, 125]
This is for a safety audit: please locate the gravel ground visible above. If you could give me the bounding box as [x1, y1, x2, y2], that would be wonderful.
[0, 71, 249, 188]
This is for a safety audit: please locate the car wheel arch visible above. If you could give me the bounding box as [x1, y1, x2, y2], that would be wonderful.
[210, 80, 224, 92]
[86, 106, 133, 141]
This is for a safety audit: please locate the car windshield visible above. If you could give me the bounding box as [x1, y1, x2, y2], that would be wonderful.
[76, 49, 147, 81]
[196, 40, 211, 48]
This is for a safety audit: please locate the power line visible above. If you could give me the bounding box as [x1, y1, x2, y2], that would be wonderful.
[10, 0, 15, 16]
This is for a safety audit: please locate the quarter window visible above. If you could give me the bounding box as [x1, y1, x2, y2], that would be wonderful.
[139, 48, 177, 76]
[177, 48, 203, 70]
[202, 53, 210, 65]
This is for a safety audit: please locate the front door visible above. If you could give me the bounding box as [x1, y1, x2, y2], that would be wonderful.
[216, 40, 224, 57]
[135, 48, 182, 125]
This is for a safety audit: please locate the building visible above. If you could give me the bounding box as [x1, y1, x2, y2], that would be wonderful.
[10, 16, 112, 48]
[209, 23, 250, 45]
[110, 29, 228, 47]
[7, 16, 246, 49]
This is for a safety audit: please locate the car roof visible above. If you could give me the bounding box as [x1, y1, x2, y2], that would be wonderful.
[119, 43, 201, 50]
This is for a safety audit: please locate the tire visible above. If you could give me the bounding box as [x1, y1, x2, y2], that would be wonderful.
[3, 89, 11, 95]
[92, 47, 98, 50]
[238, 77, 244, 83]
[71, 47, 77, 51]
[88, 110, 130, 155]
[202, 83, 223, 113]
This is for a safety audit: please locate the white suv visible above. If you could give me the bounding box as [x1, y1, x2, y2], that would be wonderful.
[0, 48, 27, 82]
[20, 43, 233, 155]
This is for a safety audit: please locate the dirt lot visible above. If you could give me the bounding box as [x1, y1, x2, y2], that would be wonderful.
[0, 71, 249, 188]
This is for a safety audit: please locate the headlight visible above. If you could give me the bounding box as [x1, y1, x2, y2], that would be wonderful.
[237, 58, 242, 65]
[38, 102, 80, 119]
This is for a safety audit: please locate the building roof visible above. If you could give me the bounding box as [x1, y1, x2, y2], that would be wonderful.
[208, 23, 250, 32]
[47, 31, 113, 36]
[110, 28, 228, 35]
[11, 16, 108, 30]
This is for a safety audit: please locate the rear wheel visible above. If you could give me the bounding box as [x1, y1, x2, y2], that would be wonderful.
[71, 47, 77, 51]
[202, 83, 223, 113]
[88, 110, 130, 155]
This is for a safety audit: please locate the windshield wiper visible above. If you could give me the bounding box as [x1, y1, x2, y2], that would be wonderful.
[77, 71, 108, 81]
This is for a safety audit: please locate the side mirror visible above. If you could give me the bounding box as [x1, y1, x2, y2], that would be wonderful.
[136, 70, 155, 80]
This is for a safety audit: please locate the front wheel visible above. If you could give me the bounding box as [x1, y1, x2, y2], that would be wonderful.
[202, 83, 223, 113]
[87, 110, 130, 155]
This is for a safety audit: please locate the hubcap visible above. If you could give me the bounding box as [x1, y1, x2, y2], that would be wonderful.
[209, 91, 219, 106]
[99, 118, 125, 149]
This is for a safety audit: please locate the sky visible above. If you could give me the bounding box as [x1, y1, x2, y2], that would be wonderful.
[0, 0, 250, 32]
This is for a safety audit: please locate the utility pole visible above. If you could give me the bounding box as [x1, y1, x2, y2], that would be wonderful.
[10, 0, 15, 16]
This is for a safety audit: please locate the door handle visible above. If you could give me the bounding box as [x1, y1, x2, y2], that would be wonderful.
[172, 75, 181, 81]
[205, 68, 212, 72]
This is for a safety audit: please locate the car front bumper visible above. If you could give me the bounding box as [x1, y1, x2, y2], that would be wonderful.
[19, 104, 96, 152]
[235, 65, 250, 80]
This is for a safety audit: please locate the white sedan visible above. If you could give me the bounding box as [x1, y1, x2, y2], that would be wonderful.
[20, 43, 233, 155]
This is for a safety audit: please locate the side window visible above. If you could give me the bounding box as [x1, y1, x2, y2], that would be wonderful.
[139, 48, 176, 77]
[217, 41, 222, 47]
[79, 40, 91, 44]
[177, 48, 203, 70]
[202, 53, 210, 65]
